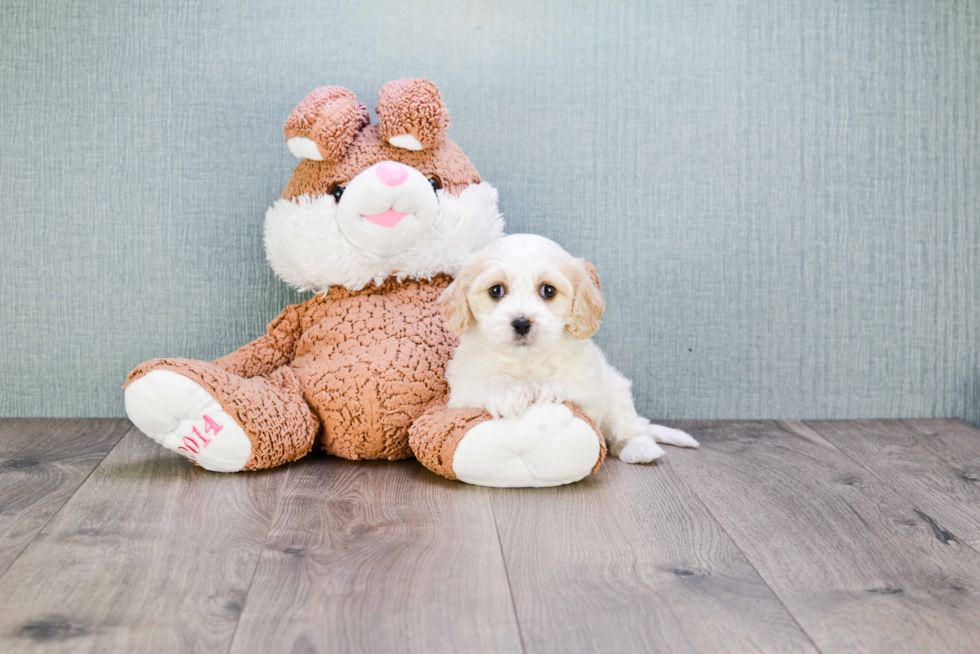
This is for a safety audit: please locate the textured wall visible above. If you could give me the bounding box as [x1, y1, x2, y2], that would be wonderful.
[1, 0, 978, 423]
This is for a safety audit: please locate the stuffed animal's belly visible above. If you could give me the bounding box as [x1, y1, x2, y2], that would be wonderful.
[294, 336, 451, 460]
[285, 274, 456, 460]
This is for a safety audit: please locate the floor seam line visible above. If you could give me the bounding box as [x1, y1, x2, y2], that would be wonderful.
[224, 461, 293, 654]
[0, 420, 132, 582]
[488, 488, 529, 654]
[664, 454, 826, 654]
[799, 420, 980, 559]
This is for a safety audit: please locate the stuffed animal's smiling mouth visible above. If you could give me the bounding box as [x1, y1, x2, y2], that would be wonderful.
[362, 208, 408, 227]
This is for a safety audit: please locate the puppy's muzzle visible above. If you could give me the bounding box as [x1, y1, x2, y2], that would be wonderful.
[511, 317, 532, 336]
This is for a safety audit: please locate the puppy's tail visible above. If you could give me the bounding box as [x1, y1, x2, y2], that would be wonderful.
[642, 420, 700, 449]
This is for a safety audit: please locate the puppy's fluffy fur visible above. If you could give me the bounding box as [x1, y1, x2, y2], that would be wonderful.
[441, 234, 698, 464]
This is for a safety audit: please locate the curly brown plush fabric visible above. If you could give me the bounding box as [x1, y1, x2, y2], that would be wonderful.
[212, 302, 306, 378]
[283, 86, 370, 162]
[376, 78, 450, 150]
[292, 275, 457, 460]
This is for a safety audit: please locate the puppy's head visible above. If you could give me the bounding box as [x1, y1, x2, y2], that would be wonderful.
[441, 234, 604, 352]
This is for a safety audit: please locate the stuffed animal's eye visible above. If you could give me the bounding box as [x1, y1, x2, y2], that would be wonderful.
[489, 284, 506, 299]
[428, 177, 442, 193]
[539, 284, 556, 299]
[331, 186, 345, 202]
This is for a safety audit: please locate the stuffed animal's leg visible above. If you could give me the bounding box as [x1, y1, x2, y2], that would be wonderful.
[124, 358, 319, 472]
[408, 401, 606, 487]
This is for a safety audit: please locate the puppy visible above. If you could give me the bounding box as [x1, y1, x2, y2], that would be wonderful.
[441, 234, 698, 464]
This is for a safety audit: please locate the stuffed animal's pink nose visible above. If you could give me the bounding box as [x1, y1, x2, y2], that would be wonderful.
[375, 162, 408, 187]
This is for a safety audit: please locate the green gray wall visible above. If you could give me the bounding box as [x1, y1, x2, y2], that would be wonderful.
[2, 0, 978, 423]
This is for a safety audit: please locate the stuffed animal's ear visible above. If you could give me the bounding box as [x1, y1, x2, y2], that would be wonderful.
[567, 260, 605, 339]
[284, 86, 370, 161]
[376, 79, 450, 151]
[441, 275, 473, 337]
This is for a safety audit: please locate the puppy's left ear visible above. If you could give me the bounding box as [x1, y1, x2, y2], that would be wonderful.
[441, 275, 472, 336]
[567, 260, 604, 339]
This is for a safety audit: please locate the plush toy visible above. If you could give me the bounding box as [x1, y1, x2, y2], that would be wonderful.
[124, 79, 606, 487]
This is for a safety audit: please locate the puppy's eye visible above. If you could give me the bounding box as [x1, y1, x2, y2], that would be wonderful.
[331, 186, 345, 202]
[428, 177, 442, 193]
[539, 284, 557, 299]
[488, 284, 506, 299]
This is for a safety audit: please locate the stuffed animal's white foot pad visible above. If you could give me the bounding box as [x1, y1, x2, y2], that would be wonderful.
[125, 370, 251, 472]
[618, 435, 666, 464]
[451, 404, 600, 487]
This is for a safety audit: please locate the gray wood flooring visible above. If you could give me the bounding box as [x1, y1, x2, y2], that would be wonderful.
[0, 418, 978, 654]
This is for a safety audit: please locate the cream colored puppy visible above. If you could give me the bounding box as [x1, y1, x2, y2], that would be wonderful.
[441, 234, 698, 463]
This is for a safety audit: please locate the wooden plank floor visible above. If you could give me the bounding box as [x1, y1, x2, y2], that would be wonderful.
[0, 419, 978, 653]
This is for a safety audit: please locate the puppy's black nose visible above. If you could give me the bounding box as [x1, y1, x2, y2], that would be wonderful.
[512, 317, 532, 336]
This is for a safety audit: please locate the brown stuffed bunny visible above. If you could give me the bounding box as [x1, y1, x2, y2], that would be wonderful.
[124, 79, 606, 487]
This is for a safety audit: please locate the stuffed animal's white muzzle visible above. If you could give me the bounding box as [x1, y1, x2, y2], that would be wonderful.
[336, 161, 439, 257]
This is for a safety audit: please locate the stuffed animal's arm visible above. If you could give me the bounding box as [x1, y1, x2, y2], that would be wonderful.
[213, 303, 306, 378]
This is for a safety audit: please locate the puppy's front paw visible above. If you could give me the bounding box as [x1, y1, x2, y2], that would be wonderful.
[485, 386, 535, 419]
[534, 380, 570, 406]
[618, 435, 666, 464]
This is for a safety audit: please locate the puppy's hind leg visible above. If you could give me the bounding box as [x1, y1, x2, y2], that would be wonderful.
[600, 367, 663, 462]
[600, 365, 697, 464]
[618, 432, 667, 464]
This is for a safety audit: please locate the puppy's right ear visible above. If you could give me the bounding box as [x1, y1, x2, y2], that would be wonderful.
[441, 275, 472, 337]
[284, 86, 370, 162]
[567, 259, 605, 339]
